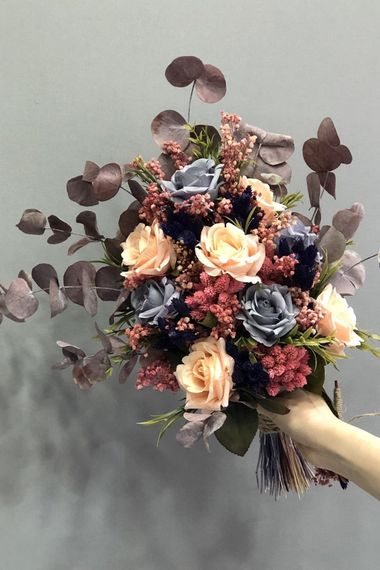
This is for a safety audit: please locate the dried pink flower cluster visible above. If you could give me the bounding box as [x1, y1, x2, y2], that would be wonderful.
[125, 324, 152, 351]
[290, 288, 325, 332]
[215, 197, 233, 222]
[145, 159, 165, 180]
[162, 140, 190, 170]
[139, 183, 172, 224]
[252, 211, 292, 251]
[136, 360, 179, 392]
[175, 193, 214, 218]
[219, 112, 256, 195]
[258, 254, 298, 284]
[258, 344, 312, 396]
[185, 272, 245, 338]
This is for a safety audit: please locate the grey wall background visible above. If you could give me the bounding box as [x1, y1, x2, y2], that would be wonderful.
[1, 1, 380, 569]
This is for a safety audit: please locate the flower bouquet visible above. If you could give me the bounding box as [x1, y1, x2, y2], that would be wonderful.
[2, 56, 380, 497]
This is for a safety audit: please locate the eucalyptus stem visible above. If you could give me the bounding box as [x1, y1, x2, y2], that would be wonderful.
[343, 252, 378, 274]
[187, 81, 195, 123]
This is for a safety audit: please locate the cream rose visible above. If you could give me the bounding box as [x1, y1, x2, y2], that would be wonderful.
[315, 283, 362, 353]
[175, 336, 234, 411]
[240, 176, 285, 221]
[120, 221, 176, 278]
[195, 222, 265, 283]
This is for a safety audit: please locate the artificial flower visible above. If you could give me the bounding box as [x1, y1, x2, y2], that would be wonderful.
[240, 176, 285, 221]
[161, 158, 222, 202]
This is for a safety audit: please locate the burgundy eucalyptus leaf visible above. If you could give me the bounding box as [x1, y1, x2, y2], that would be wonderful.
[151, 110, 188, 150]
[63, 261, 96, 306]
[16, 209, 47, 235]
[240, 156, 292, 184]
[303, 139, 343, 172]
[109, 289, 130, 324]
[108, 335, 127, 356]
[258, 132, 295, 166]
[76, 210, 103, 239]
[95, 266, 121, 301]
[49, 278, 68, 317]
[56, 340, 86, 363]
[329, 250, 365, 296]
[318, 171, 336, 198]
[82, 160, 100, 182]
[176, 421, 204, 448]
[317, 226, 346, 262]
[47, 215, 72, 244]
[67, 175, 99, 206]
[73, 350, 110, 390]
[81, 267, 97, 316]
[165, 56, 204, 87]
[195, 64, 226, 103]
[332, 203, 364, 240]
[0, 291, 25, 323]
[203, 412, 227, 441]
[118, 200, 141, 237]
[336, 145, 352, 165]
[119, 354, 138, 384]
[95, 322, 113, 354]
[104, 238, 123, 263]
[157, 153, 176, 180]
[317, 117, 340, 146]
[18, 270, 33, 289]
[93, 163, 122, 202]
[127, 179, 148, 204]
[67, 236, 93, 256]
[5, 278, 39, 320]
[292, 212, 313, 228]
[306, 172, 321, 208]
[32, 263, 59, 292]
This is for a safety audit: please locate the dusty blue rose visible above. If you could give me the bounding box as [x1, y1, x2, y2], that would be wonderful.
[161, 158, 222, 202]
[131, 277, 179, 325]
[237, 284, 298, 346]
[278, 220, 318, 249]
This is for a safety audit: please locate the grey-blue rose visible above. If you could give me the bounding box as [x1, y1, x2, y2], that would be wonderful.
[278, 220, 318, 249]
[161, 158, 222, 202]
[131, 277, 179, 325]
[237, 284, 298, 346]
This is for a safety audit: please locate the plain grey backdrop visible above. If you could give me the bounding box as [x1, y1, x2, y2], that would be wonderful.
[1, 1, 380, 569]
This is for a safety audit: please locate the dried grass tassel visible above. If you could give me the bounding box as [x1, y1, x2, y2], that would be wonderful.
[256, 416, 315, 499]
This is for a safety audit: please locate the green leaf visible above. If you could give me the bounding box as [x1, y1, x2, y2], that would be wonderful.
[305, 352, 325, 394]
[200, 311, 218, 329]
[214, 402, 258, 456]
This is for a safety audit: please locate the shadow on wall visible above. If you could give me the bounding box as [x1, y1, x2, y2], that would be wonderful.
[0, 319, 257, 570]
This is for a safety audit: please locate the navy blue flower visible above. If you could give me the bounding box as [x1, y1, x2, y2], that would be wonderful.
[161, 210, 204, 248]
[277, 238, 319, 291]
[155, 317, 199, 352]
[225, 187, 263, 231]
[226, 343, 269, 392]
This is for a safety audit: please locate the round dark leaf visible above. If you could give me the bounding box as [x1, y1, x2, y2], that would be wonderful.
[157, 153, 176, 180]
[119, 355, 138, 384]
[332, 206, 363, 240]
[151, 110, 188, 150]
[259, 132, 295, 166]
[76, 210, 103, 239]
[127, 180, 148, 204]
[104, 238, 123, 263]
[49, 279, 68, 317]
[317, 117, 340, 146]
[336, 145, 352, 165]
[93, 163, 122, 202]
[195, 64, 226, 103]
[32, 263, 58, 292]
[303, 139, 342, 172]
[317, 226, 346, 262]
[318, 171, 336, 198]
[67, 236, 93, 256]
[47, 215, 72, 244]
[5, 278, 39, 320]
[118, 200, 141, 237]
[165, 56, 204, 87]
[82, 160, 100, 182]
[95, 266, 122, 301]
[16, 209, 47, 235]
[63, 261, 96, 306]
[306, 172, 321, 208]
[67, 175, 99, 206]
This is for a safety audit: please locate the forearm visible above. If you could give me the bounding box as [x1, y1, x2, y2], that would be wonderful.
[316, 420, 380, 500]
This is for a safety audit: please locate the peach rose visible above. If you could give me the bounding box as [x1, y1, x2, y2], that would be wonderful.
[175, 336, 234, 411]
[315, 283, 362, 353]
[120, 221, 176, 278]
[195, 222, 265, 283]
[240, 176, 285, 221]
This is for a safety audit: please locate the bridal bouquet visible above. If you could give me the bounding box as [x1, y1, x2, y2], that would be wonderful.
[2, 56, 379, 496]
